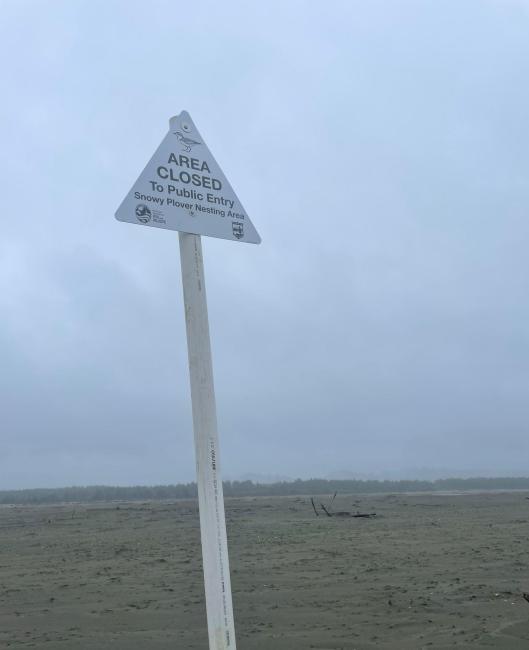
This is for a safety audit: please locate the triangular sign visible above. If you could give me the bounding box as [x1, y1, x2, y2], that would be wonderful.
[115, 111, 261, 244]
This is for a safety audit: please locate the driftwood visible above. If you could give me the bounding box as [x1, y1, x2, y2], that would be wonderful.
[322, 492, 338, 516]
[310, 497, 376, 519]
[321, 506, 376, 518]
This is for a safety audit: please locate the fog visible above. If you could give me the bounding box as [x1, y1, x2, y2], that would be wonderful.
[1, 1, 529, 488]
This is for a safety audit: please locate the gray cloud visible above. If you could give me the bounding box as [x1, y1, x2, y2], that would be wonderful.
[1, 1, 529, 488]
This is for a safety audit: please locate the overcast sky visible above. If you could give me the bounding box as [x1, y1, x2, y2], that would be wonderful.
[1, 1, 529, 489]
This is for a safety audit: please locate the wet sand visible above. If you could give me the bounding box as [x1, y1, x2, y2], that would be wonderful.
[1, 492, 529, 649]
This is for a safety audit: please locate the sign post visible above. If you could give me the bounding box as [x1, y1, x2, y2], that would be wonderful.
[115, 111, 261, 650]
[179, 231, 235, 649]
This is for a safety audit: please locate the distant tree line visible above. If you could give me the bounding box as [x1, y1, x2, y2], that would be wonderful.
[1, 477, 529, 505]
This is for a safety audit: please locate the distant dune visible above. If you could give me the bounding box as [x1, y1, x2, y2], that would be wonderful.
[2, 476, 529, 505]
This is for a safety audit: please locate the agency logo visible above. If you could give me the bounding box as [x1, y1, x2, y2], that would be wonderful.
[135, 204, 152, 224]
[232, 221, 244, 240]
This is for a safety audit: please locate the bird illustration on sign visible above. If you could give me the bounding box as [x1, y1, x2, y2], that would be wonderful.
[173, 131, 202, 152]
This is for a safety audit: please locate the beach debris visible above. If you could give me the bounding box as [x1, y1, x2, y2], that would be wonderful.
[310, 495, 376, 518]
[522, 592, 529, 604]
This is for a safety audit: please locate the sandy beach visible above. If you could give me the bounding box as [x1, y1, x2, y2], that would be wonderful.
[1, 491, 529, 649]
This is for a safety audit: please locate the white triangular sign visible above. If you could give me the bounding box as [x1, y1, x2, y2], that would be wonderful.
[115, 111, 261, 244]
